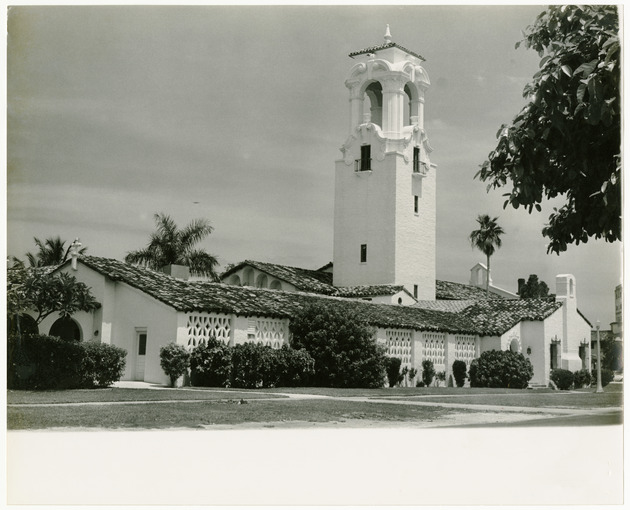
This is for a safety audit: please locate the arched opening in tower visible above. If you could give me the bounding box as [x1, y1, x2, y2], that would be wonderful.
[404, 82, 418, 127]
[363, 81, 383, 128]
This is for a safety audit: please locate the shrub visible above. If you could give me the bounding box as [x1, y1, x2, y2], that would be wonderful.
[591, 368, 615, 388]
[421, 359, 435, 387]
[452, 360, 467, 387]
[573, 369, 591, 389]
[435, 371, 446, 386]
[275, 345, 315, 387]
[550, 368, 574, 390]
[469, 350, 533, 389]
[386, 357, 403, 387]
[160, 343, 190, 387]
[190, 337, 232, 387]
[8, 334, 126, 390]
[80, 342, 127, 388]
[416, 381, 425, 387]
[408, 367, 418, 385]
[230, 342, 279, 389]
[290, 302, 386, 388]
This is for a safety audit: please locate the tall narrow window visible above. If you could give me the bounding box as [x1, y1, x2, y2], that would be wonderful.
[413, 146, 420, 173]
[360, 244, 367, 263]
[360, 145, 371, 171]
[414, 195, 419, 213]
[138, 332, 147, 356]
[413, 285, 418, 298]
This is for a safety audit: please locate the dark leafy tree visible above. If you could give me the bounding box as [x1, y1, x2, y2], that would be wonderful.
[476, 6, 621, 254]
[24, 236, 87, 267]
[518, 274, 550, 299]
[7, 268, 99, 328]
[386, 357, 403, 388]
[290, 302, 386, 388]
[159, 343, 191, 387]
[125, 212, 219, 279]
[452, 360, 467, 387]
[421, 359, 435, 387]
[469, 350, 533, 389]
[469, 214, 505, 297]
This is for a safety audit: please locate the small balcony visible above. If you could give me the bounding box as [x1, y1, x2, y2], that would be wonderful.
[355, 158, 372, 172]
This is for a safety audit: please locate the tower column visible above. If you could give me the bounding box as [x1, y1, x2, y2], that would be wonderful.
[348, 84, 364, 132]
[382, 76, 406, 138]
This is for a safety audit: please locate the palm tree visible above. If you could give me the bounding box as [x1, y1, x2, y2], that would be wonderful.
[125, 212, 219, 280]
[25, 237, 87, 267]
[469, 214, 505, 297]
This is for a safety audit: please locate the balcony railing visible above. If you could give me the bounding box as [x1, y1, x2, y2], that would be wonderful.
[355, 158, 372, 172]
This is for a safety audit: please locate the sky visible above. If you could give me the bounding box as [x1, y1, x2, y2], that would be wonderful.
[6, 5, 622, 326]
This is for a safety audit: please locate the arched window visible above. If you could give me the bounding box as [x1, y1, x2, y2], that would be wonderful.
[243, 267, 254, 286]
[509, 339, 520, 353]
[229, 274, 241, 286]
[49, 317, 82, 342]
[270, 280, 282, 290]
[8, 314, 38, 336]
[256, 274, 268, 288]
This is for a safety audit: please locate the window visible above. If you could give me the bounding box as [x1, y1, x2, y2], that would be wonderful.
[360, 145, 371, 171]
[360, 244, 367, 263]
[138, 333, 147, 356]
[414, 195, 419, 213]
[413, 146, 420, 173]
[413, 285, 418, 298]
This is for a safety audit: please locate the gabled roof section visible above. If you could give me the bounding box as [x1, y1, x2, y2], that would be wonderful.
[349, 42, 425, 61]
[435, 280, 490, 300]
[220, 260, 335, 294]
[459, 298, 563, 337]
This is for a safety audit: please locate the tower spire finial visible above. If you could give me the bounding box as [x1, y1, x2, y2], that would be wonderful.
[384, 24, 392, 43]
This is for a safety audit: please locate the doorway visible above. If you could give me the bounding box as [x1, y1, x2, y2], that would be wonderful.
[135, 330, 147, 381]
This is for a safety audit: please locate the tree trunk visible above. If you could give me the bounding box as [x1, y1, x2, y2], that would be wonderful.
[486, 253, 490, 298]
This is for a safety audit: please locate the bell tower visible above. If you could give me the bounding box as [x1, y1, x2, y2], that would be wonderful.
[333, 26, 437, 300]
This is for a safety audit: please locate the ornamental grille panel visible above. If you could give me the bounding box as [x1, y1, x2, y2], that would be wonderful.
[254, 318, 286, 349]
[186, 313, 231, 347]
[385, 329, 413, 365]
[454, 335, 477, 367]
[423, 332, 446, 368]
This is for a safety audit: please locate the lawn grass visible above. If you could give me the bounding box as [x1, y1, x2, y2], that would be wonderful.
[7, 388, 284, 405]
[7, 397, 468, 430]
[412, 383, 622, 409]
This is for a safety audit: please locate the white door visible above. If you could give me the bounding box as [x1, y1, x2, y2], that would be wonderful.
[135, 332, 147, 381]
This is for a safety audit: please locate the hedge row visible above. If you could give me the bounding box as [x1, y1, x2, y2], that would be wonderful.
[8, 334, 127, 390]
[551, 368, 615, 390]
[186, 338, 315, 389]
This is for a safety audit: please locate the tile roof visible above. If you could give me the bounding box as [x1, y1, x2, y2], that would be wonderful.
[70, 256, 563, 337]
[349, 42, 425, 61]
[435, 280, 490, 300]
[413, 300, 477, 313]
[335, 284, 409, 298]
[458, 298, 563, 337]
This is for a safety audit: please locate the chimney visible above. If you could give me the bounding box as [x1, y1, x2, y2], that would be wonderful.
[517, 278, 525, 296]
[161, 264, 190, 281]
[69, 238, 82, 271]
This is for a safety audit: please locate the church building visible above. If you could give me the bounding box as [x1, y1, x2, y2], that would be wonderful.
[17, 27, 593, 388]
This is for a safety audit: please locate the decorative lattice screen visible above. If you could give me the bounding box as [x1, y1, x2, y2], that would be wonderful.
[385, 329, 413, 365]
[423, 332, 446, 367]
[254, 318, 286, 348]
[186, 313, 231, 347]
[454, 335, 477, 367]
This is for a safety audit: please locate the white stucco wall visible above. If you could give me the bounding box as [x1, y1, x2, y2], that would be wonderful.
[111, 283, 178, 385]
[333, 135, 436, 299]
